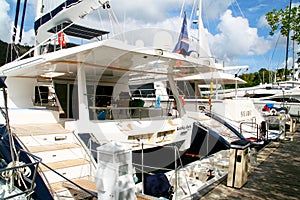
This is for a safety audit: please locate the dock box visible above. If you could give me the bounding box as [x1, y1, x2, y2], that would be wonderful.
[227, 139, 250, 188]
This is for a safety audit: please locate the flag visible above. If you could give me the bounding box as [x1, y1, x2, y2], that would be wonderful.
[58, 31, 66, 47]
[173, 12, 189, 56]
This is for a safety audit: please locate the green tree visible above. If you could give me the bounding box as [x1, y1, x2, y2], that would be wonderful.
[265, 3, 300, 57]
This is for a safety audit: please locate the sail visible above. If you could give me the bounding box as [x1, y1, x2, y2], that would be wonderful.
[197, 0, 212, 57]
[173, 12, 189, 56]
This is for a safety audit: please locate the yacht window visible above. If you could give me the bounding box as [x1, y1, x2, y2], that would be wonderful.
[130, 83, 155, 98]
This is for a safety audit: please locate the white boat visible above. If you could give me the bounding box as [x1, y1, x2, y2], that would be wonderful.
[214, 79, 300, 117]
[173, 43, 289, 143]
[249, 82, 300, 117]
[0, 0, 220, 199]
[135, 148, 230, 200]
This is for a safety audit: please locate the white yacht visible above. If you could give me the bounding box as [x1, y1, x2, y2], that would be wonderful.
[0, 0, 221, 199]
[247, 82, 300, 117]
[214, 80, 300, 117]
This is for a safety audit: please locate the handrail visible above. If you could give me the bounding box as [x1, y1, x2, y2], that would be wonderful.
[89, 106, 171, 120]
[19, 144, 97, 199]
[38, 162, 97, 198]
[240, 122, 260, 141]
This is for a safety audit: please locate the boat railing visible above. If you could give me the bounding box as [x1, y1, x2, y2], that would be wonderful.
[133, 144, 186, 198]
[239, 122, 261, 141]
[83, 138, 185, 197]
[87, 92, 178, 120]
[130, 88, 156, 98]
[37, 161, 97, 199]
[0, 150, 41, 199]
[89, 106, 173, 120]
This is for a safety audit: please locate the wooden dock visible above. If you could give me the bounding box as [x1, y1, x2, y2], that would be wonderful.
[200, 127, 300, 200]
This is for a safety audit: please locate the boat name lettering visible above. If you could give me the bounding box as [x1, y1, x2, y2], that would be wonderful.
[177, 125, 192, 131]
[180, 131, 187, 136]
[241, 110, 251, 117]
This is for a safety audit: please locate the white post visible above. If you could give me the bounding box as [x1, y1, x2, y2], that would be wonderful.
[168, 63, 185, 117]
[174, 146, 177, 200]
[235, 79, 238, 99]
[141, 142, 144, 194]
[77, 62, 90, 121]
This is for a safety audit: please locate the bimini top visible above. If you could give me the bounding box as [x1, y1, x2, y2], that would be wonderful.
[34, 0, 110, 43]
[47, 21, 109, 40]
[176, 71, 246, 85]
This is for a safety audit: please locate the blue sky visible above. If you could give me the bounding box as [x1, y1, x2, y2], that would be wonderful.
[0, 0, 299, 74]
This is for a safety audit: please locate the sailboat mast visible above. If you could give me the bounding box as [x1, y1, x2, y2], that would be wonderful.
[12, 0, 21, 43]
[284, 0, 292, 81]
[34, 0, 44, 56]
[19, 0, 28, 43]
[198, 0, 202, 54]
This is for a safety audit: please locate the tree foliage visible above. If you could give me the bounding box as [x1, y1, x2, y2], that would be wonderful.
[224, 68, 292, 89]
[265, 3, 300, 57]
[0, 40, 33, 66]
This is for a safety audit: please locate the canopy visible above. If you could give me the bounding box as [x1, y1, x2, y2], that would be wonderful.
[0, 39, 215, 84]
[175, 71, 246, 85]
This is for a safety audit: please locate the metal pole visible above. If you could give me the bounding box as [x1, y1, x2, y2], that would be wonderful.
[3, 89, 16, 162]
[19, 0, 28, 43]
[285, 0, 292, 81]
[174, 146, 177, 200]
[141, 142, 144, 194]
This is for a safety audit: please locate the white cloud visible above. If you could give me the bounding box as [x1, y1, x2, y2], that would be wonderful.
[21, 29, 35, 45]
[279, 57, 296, 69]
[0, 0, 12, 43]
[0, 0, 36, 45]
[248, 4, 267, 13]
[110, 0, 183, 23]
[209, 10, 272, 63]
[202, 0, 234, 20]
[292, 2, 300, 8]
[258, 15, 268, 28]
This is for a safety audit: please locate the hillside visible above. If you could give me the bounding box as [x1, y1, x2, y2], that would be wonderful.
[0, 40, 33, 66]
[0, 40, 76, 67]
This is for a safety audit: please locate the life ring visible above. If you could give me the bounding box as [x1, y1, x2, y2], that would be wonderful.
[180, 95, 185, 106]
[173, 96, 185, 107]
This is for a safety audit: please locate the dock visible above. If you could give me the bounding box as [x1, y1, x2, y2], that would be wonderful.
[200, 127, 300, 200]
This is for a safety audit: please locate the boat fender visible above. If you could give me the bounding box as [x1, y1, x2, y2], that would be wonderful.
[270, 108, 277, 115]
[173, 96, 185, 108]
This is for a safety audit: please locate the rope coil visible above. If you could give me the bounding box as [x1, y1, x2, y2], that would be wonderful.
[1, 161, 32, 191]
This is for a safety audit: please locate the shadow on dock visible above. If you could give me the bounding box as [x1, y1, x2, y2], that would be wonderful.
[200, 126, 300, 200]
